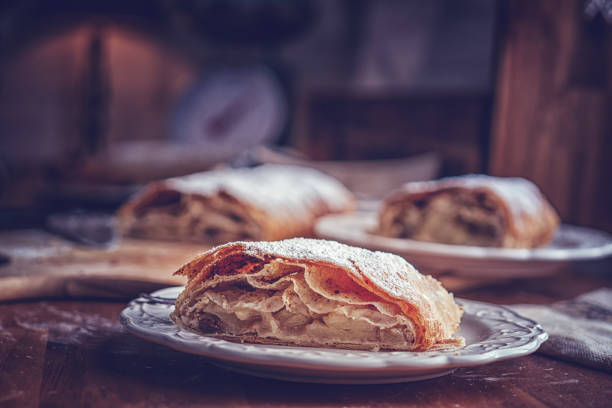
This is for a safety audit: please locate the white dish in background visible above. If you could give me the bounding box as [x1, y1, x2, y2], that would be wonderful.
[315, 212, 612, 278]
[120, 287, 547, 384]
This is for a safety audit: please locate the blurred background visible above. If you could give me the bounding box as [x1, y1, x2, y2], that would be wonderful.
[0, 0, 610, 232]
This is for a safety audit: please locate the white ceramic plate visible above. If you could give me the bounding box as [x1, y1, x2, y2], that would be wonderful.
[120, 287, 547, 384]
[315, 213, 612, 278]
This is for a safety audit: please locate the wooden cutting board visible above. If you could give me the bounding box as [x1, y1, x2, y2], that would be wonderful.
[0, 230, 496, 301]
[0, 230, 208, 301]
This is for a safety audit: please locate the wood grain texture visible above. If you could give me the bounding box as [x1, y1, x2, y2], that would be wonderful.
[0, 230, 205, 301]
[490, 0, 612, 233]
[0, 230, 510, 302]
[0, 324, 48, 408]
[0, 268, 610, 407]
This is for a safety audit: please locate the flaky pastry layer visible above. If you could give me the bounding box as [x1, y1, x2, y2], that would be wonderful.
[172, 238, 464, 351]
[379, 175, 560, 248]
[117, 165, 356, 244]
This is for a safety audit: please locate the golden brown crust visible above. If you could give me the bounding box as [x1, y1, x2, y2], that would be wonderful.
[173, 238, 464, 351]
[116, 165, 356, 244]
[379, 175, 560, 248]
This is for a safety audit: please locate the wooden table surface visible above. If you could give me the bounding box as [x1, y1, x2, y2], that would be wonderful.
[1, 265, 611, 407]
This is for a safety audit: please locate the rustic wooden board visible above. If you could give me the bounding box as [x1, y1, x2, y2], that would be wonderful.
[2, 294, 611, 407]
[0, 230, 207, 301]
[0, 230, 497, 301]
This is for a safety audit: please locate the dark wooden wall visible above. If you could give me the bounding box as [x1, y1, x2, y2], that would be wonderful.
[490, 0, 612, 232]
[303, 92, 490, 175]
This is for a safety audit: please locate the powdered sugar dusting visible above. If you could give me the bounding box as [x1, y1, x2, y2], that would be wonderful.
[396, 175, 552, 230]
[246, 238, 409, 276]
[195, 237, 463, 341]
[165, 165, 354, 221]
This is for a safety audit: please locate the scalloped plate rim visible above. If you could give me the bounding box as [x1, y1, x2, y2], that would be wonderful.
[120, 287, 548, 374]
[314, 212, 612, 262]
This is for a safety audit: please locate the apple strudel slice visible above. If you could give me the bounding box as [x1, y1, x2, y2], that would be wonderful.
[379, 175, 559, 248]
[117, 165, 356, 244]
[171, 238, 464, 351]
